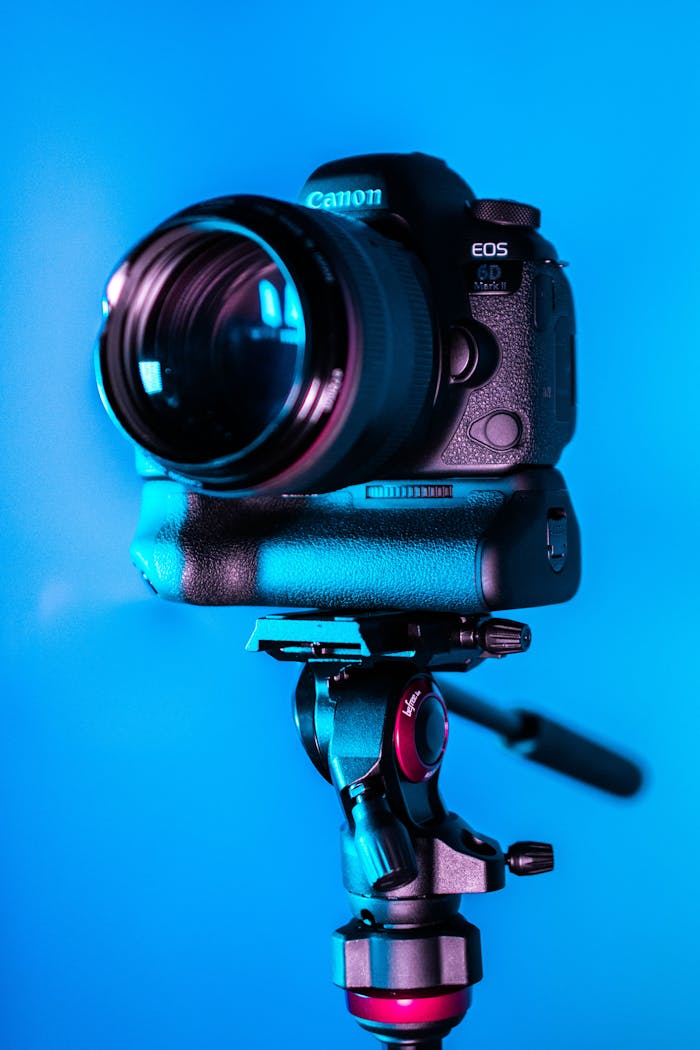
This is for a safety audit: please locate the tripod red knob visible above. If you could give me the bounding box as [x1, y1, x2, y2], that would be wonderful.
[394, 677, 449, 783]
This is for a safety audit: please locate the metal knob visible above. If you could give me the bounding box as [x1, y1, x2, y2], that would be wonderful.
[351, 791, 418, 891]
[506, 841, 554, 876]
[480, 619, 532, 655]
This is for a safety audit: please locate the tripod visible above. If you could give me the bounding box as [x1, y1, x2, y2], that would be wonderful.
[248, 610, 641, 1049]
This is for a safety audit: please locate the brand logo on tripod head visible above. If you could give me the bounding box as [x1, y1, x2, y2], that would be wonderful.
[402, 688, 421, 719]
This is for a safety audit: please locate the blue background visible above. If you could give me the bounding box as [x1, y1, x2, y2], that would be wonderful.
[2, 2, 699, 1047]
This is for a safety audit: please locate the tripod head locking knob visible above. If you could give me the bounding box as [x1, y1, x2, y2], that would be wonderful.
[450, 617, 532, 656]
[480, 620, 532, 655]
[394, 677, 449, 783]
[505, 841, 554, 876]
[350, 787, 419, 891]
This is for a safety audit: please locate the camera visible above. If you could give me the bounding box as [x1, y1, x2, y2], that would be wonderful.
[97, 152, 580, 612]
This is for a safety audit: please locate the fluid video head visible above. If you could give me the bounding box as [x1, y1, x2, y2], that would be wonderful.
[96, 152, 579, 612]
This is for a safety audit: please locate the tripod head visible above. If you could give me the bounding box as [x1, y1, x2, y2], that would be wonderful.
[249, 610, 641, 1049]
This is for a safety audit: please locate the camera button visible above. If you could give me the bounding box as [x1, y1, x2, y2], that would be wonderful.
[448, 325, 479, 383]
[469, 411, 522, 450]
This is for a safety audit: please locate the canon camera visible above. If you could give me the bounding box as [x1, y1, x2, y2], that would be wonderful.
[96, 153, 580, 613]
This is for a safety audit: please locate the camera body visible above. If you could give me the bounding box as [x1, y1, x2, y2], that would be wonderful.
[295, 152, 576, 478]
[98, 152, 580, 612]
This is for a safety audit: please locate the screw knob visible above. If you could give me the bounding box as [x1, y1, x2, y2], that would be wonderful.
[480, 619, 532, 655]
[472, 198, 541, 228]
[351, 791, 418, 891]
[506, 841, 555, 876]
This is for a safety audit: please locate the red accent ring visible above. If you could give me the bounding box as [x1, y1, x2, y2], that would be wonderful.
[394, 676, 449, 783]
[347, 988, 470, 1024]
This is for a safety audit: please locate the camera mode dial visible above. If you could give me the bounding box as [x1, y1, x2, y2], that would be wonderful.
[471, 199, 541, 228]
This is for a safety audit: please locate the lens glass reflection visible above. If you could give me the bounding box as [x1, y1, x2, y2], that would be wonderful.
[129, 225, 306, 463]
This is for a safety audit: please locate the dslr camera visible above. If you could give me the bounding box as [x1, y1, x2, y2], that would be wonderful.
[97, 152, 579, 613]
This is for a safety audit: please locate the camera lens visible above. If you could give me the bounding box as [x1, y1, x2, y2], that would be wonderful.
[102, 224, 306, 465]
[98, 197, 434, 494]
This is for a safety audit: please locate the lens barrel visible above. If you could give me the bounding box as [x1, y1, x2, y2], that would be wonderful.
[97, 196, 434, 495]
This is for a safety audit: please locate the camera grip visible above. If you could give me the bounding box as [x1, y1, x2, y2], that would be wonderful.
[130, 470, 580, 613]
[443, 262, 575, 472]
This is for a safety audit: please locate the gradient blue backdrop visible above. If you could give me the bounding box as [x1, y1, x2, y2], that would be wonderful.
[2, 3, 699, 1047]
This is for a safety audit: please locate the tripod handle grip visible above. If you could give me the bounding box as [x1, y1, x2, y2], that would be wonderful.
[509, 711, 643, 797]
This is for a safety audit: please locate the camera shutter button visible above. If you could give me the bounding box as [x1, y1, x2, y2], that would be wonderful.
[471, 199, 541, 228]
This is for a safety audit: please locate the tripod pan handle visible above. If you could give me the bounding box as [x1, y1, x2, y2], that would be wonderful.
[509, 711, 643, 797]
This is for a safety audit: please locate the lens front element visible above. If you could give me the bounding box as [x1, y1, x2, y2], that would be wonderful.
[114, 224, 306, 465]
